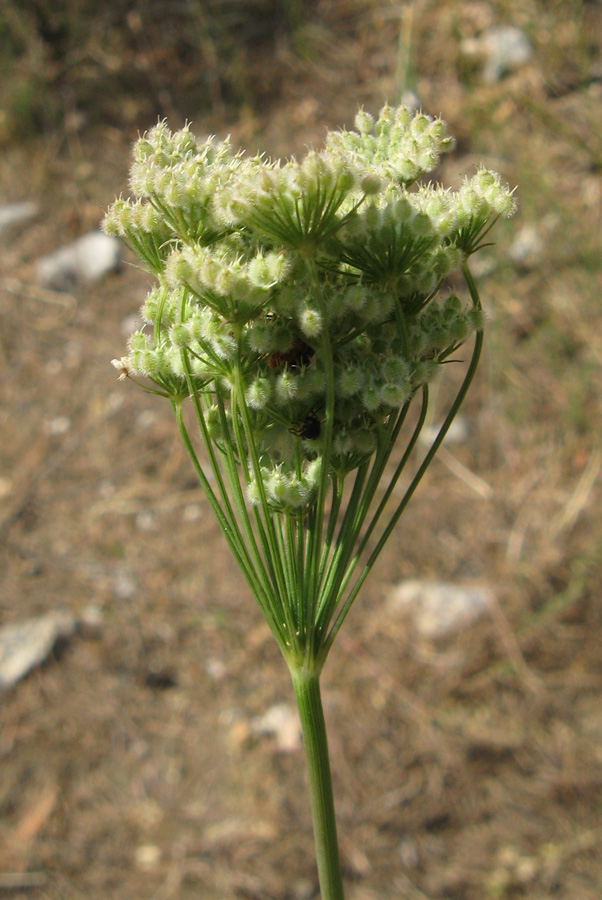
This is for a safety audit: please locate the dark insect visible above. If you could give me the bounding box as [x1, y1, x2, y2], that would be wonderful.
[268, 337, 315, 370]
[291, 413, 321, 441]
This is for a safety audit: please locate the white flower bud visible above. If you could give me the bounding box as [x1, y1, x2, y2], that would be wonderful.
[353, 430, 377, 455]
[354, 110, 375, 134]
[299, 306, 322, 338]
[344, 284, 366, 313]
[267, 468, 287, 503]
[304, 458, 322, 489]
[411, 212, 435, 238]
[246, 376, 273, 409]
[211, 332, 237, 359]
[333, 431, 353, 455]
[285, 475, 310, 508]
[362, 382, 382, 411]
[248, 254, 272, 288]
[276, 371, 298, 403]
[360, 173, 383, 195]
[246, 478, 262, 506]
[169, 324, 189, 348]
[337, 365, 364, 397]
[467, 307, 485, 330]
[379, 381, 411, 407]
[265, 251, 291, 283]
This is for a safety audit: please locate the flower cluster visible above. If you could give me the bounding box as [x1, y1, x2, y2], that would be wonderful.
[106, 106, 515, 511]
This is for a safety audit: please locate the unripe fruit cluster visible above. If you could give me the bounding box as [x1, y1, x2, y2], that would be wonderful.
[107, 105, 515, 510]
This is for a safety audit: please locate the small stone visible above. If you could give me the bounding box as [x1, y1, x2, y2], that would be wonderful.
[135, 844, 161, 869]
[43, 416, 71, 436]
[135, 510, 156, 532]
[136, 410, 157, 430]
[398, 836, 420, 869]
[0, 201, 38, 235]
[97, 479, 115, 499]
[401, 89, 421, 111]
[183, 503, 202, 522]
[45, 359, 62, 376]
[420, 415, 469, 446]
[78, 605, 104, 639]
[387, 580, 493, 639]
[291, 878, 316, 900]
[112, 571, 137, 599]
[509, 223, 544, 270]
[0, 612, 77, 690]
[469, 254, 498, 278]
[462, 26, 532, 84]
[205, 657, 227, 681]
[252, 703, 301, 753]
[105, 391, 124, 415]
[36, 230, 121, 290]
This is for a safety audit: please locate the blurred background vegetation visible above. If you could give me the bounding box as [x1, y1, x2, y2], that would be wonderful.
[0, 0, 326, 139]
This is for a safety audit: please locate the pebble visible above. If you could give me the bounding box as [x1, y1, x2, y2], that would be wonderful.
[0, 201, 38, 235]
[112, 570, 137, 600]
[420, 415, 469, 446]
[43, 416, 71, 436]
[509, 223, 544, 270]
[183, 503, 202, 522]
[205, 657, 227, 681]
[135, 844, 162, 869]
[78, 605, 104, 639]
[387, 580, 493, 639]
[251, 703, 301, 753]
[462, 26, 532, 84]
[0, 611, 77, 690]
[135, 510, 156, 532]
[36, 230, 121, 290]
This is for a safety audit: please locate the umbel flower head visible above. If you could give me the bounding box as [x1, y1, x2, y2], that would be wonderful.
[105, 105, 515, 515]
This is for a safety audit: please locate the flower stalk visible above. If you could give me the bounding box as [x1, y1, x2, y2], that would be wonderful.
[291, 667, 345, 900]
[105, 104, 515, 897]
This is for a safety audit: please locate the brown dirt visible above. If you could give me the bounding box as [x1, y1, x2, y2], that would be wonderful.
[1, 2, 601, 898]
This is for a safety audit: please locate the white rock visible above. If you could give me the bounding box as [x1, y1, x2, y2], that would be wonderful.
[134, 844, 161, 869]
[509, 223, 544, 270]
[401, 90, 421, 111]
[135, 510, 156, 532]
[387, 580, 493, 639]
[36, 230, 121, 290]
[43, 415, 71, 436]
[205, 657, 227, 681]
[0, 611, 76, 690]
[420, 415, 469, 446]
[78, 605, 104, 639]
[135, 410, 157, 430]
[183, 503, 202, 522]
[252, 703, 301, 753]
[0, 201, 38, 235]
[112, 570, 137, 599]
[462, 26, 532, 84]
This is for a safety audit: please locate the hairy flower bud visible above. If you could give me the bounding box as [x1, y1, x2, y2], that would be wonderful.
[299, 306, 322, 338]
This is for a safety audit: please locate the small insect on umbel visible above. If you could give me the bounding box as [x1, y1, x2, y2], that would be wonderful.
[290, 414, 321, 441]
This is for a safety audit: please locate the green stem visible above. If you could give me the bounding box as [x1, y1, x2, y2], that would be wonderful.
[290, 667, 345, 900]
